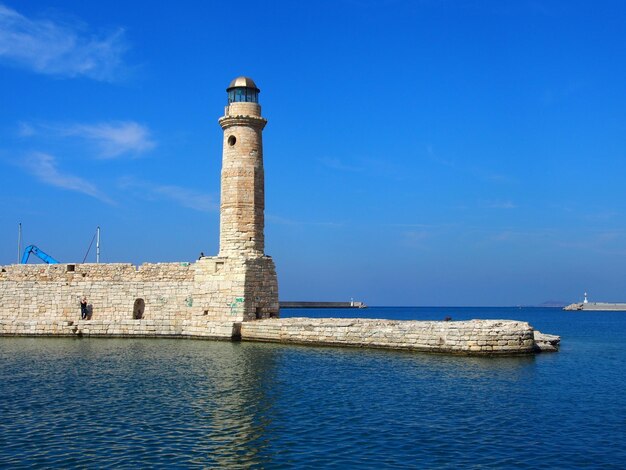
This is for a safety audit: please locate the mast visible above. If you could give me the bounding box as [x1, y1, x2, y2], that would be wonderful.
[17, 223, 22, 264]
[96, 226, 100, 264]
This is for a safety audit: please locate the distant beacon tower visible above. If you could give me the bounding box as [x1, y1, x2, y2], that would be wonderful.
[218, 77, 267, 258]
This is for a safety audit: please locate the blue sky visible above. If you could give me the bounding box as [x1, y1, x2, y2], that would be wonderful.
[1, 0, 625, 306]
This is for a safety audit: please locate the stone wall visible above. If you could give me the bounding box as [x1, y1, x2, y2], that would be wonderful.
[0, 262, 194, 322]
[0, 318, 239, 339]
[1, 261, 559, 355]
[240, 318, 541, 355]
[242, 257, 279, 320]
[0, 255, 279, 337]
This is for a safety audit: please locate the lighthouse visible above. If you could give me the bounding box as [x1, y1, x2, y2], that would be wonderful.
[218, 77, 267, 258]
[215, 77, 279, 320]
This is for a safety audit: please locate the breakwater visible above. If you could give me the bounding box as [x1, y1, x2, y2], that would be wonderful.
[564, 302, 626, 311]
[0, 263, 559, 355]
[0, 310, 559, 355]
[279, 301, 366, 309]
[241, 318, 558, 355]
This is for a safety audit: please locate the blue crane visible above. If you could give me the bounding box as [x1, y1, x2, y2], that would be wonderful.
[21, 245, 60, 264]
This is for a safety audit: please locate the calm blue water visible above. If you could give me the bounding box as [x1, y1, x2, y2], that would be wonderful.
[1, 307, 625, 468]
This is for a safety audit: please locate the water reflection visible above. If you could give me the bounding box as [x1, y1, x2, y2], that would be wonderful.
[0, 338, 286, 467]
[0, 338, 536, 467]
[1, 326, 625, 468]
[185, 342, 283, 467]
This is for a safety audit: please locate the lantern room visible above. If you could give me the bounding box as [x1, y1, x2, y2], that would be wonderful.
[227, 76, 260, 104]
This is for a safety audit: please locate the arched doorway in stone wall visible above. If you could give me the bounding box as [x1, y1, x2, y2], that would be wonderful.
[133, 298, 145, 319]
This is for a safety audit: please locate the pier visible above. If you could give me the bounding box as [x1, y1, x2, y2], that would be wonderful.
[279, 301, 366, 309]
[564, 302, 626, 311]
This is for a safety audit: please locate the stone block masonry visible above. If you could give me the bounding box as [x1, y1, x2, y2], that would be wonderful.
[241, 318, 559, 355]
[219, 102, 267, 259]
[0, 255, 278, 338]
[0, 259, 557, 355]
[0, 318, 239, 340]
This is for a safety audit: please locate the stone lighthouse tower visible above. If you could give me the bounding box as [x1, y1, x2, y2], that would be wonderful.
[218, 77, 266, 258]
[214, 76, 279, 320]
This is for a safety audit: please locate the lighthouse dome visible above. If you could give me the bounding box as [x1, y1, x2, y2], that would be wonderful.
[227, 76, 260, 104]
[227, 76, 259, 92]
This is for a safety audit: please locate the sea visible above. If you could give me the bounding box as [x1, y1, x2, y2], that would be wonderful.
[1, 306, 625, 468]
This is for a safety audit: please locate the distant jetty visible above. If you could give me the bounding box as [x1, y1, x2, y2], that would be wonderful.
[280, 301, 367, 309]
[564, 302, 626, 311]
[564, 292, 626, 311]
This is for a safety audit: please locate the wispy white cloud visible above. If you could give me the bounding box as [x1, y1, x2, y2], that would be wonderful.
[552, 229, 626, 256]
[543, 81, 584, 105]
[383, 223, 443, 228]
[486, 200, 517, 209]
[317, 154, 409, 181]
[266, 213, 345, 227]
[19, 121, 156, 158]
[490, 230, 517, 242]
[0, 3, 127, 80]
[21, 152, 113, 203]
[319, 157, 364, 173]
[426, 145, 513, 184]
[153, 185, 217, 212]
[59, 122, 155, 158]
[118, 177, 217, 212]
[17, 121, 35, 137]
[402, 230, 433, 248]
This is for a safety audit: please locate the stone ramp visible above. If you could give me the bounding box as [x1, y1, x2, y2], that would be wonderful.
[240, 318, 559, 355]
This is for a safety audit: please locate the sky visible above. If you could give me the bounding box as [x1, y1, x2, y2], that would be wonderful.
[1, 0, 625, 306]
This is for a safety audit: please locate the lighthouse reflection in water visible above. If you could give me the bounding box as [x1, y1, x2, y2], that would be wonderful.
[1, 306, 625, 467]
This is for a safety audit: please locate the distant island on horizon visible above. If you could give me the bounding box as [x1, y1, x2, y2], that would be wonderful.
[536, 301, 568, 308]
